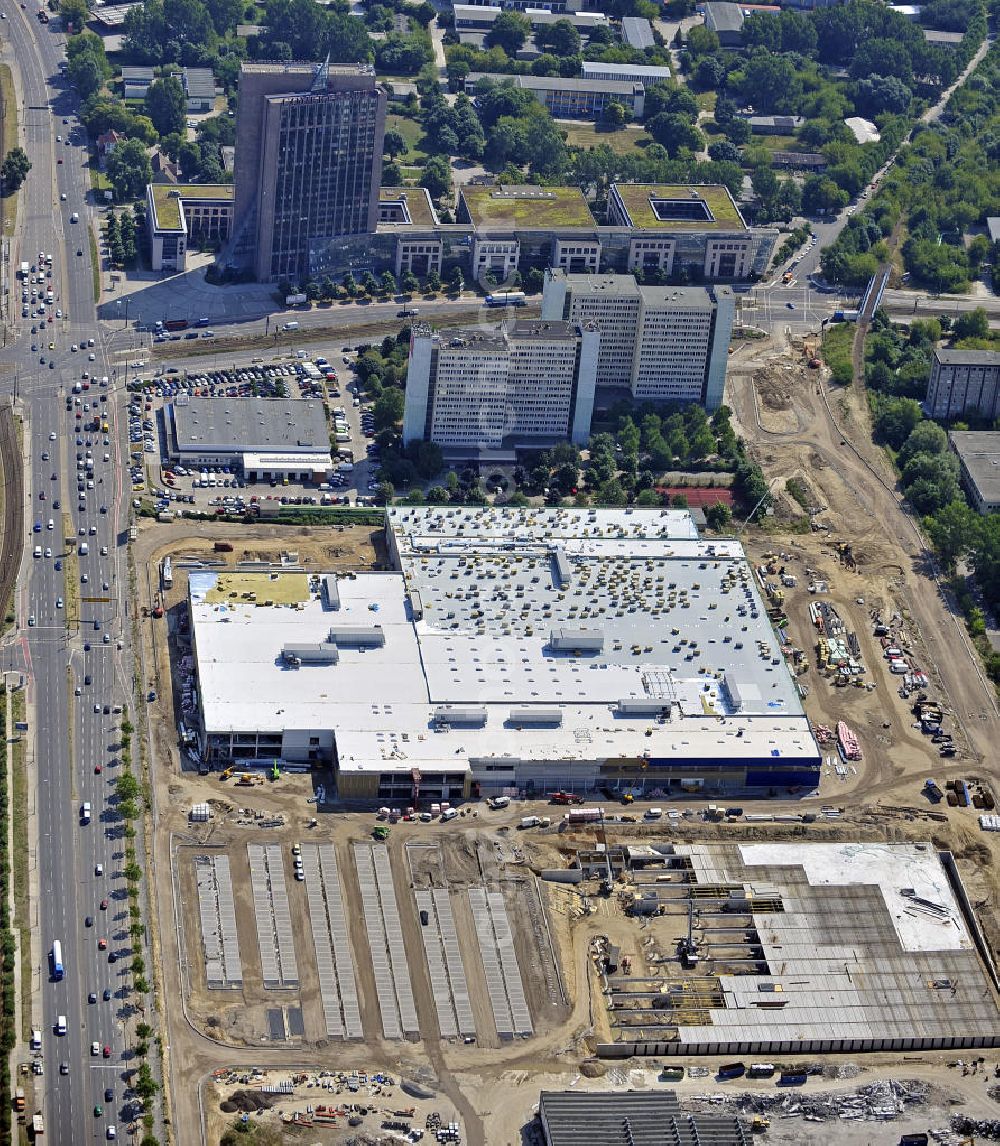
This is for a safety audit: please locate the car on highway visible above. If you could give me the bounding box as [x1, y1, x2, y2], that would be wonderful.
[85, 915, 93, 927]
[104, 1088, 114, 1103]
[91, 1041, 100, 1056]
[102, 1045, 111, 1058]
[55, 597, 63, 609]
[88, 992, 97, 1004]
[97, 937, 107, 949]
[95, 862, 103, 874]
[103, 989, 111, 1002]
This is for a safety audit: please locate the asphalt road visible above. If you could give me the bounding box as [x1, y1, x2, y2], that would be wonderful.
[1, 6, 136, 1139]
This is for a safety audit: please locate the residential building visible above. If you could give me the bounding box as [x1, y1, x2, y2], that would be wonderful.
[232, 60, 386, 281]
[146, 183, 234, 272]
[703, 1, 745, 46]
[121, 65, 154, 99]
[924, 349, 1000, 420]
[189, 507, 822, 798]
[541, 270, 734, 409]
[402, 319, 600, 449]
[949, 431, 1000, 515]
[95, 129, 123, 164]
[463, 72, 644, 119]
[182, 67, 216, 111]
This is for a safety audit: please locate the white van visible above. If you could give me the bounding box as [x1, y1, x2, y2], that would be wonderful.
[79, 542, 88, 555]
[56, 1016, 67, 1035]
[33, 545, 42, 558]
[30, 1029, 42, 1050]
[441, 808, 459, 822]
[80, 802, 92, 823]
[282, 321, 300, 331]
[644, 807, 663, 820]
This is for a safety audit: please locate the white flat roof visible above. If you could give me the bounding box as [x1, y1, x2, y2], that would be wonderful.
[192, 509, 819, 771]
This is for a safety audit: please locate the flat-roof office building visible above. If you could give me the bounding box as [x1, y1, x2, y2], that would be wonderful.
[232, 60, 386, 282]
[401, 319, 600, 450]
[188, 508, 821, 802]
[541, 270, 735, 409]
[924, 349, 1000, 421]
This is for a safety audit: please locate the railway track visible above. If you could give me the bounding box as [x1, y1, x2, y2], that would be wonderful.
[0, 401, 24, 626]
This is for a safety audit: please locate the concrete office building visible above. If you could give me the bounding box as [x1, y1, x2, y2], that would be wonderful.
[541, 270, 735, 409]
[463, 72, 645, 120]
[232, 60, 386, 282]
[164, 396, 331, 479]
[402, 319, 599, 450]
[309, 181, 776, 285]
[188, 507, 821, 800]
[146, 183, 234, 272]
[949, 431, 1000, 515]
[924, 348, 1000, 421]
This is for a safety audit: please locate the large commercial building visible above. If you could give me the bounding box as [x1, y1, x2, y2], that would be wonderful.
[188, 508, 821, 801]
[924, 348, 1000, 421]
[538, 1092, 750, 1146]
[311, 181, 777, 286]
[541, 270, 734, 409]
[401, 319, 599, 450]
[164, 396, 331, 480]
[231, 60, 386, 282]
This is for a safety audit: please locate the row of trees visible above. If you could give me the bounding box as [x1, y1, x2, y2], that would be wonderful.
[821, 39, 998, 289]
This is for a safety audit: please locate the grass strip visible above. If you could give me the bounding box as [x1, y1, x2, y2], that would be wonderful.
[0, 65, 19, 237]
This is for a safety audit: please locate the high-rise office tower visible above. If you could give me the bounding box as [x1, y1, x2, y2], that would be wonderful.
[541, 270, 735, 410]
[402, 320, 600, 449]
[233, 60, 386, 282]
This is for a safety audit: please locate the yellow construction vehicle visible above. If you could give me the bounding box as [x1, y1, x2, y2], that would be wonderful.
[220, 768, 234, 781]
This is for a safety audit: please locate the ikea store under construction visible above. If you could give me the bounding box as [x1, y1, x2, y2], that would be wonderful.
[188, 506, 821, 801]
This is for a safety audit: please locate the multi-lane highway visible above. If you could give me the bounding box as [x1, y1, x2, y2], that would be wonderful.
[2, 5, 137, 1139]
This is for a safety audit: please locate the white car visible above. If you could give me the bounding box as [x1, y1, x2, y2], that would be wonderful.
[95, 863, 103, 876]
[60, 192, 66, 201]
[49, 431, 56, 440]
[89, 353, 96, 361]
[91, 1041, 100, 1056]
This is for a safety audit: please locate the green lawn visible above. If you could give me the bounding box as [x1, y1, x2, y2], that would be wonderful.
[386, 113, 426, 162]
[89, 154, 112, 196]
[560, 122, 648, 155]
[0, 65, 19, 236]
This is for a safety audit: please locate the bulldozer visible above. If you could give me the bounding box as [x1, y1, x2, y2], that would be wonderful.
[220, 768, 234, 781]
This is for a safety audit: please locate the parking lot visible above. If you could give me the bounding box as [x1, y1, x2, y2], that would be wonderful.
[122, 347, 383, 512]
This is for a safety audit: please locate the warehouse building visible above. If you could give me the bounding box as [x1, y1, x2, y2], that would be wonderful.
[188, 508, 821, 801]
[402, 319, 600, 449]
[597, 842, 1000, 1059]
[541, 270, 734, 409]
[538, 1091, 750, 1146]
[165, 396, 331, 479]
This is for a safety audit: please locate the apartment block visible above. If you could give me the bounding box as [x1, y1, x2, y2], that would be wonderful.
[541, 270, 734, 409]
[924, 349, 1000, 421]
[232, 60, 386, 281]
[402, 320, 600, 450]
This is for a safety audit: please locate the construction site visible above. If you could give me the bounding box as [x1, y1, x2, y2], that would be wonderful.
[128, 330, 1000, 1144]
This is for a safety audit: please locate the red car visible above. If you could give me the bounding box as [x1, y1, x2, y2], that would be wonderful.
[102, 1045, 111, 1058]
[100, 898, 109, 910]
[97, 937, 107, 950]
[94, 763, 102, 774]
